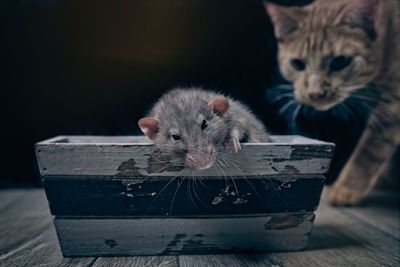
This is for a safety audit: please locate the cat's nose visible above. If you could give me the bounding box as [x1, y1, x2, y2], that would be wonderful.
[308, 90, 327, 101]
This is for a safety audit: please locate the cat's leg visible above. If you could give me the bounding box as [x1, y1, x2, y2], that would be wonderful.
[328, 115, 399, 206]
[374, 146, 400, 188]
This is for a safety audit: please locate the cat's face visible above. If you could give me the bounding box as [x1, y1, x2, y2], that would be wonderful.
[266, 0, 382, 111]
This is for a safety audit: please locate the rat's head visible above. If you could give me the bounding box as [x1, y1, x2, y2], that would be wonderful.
[265, 0, 382, 111]
[139, 90, 231, 170]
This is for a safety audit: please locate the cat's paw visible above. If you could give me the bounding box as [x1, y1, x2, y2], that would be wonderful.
[327, 185, 364, 206]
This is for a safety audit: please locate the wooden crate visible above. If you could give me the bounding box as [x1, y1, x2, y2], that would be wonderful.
[35, 135, 335, 256]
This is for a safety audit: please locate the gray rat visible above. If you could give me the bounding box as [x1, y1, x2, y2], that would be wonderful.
[138, 88, 270, 170]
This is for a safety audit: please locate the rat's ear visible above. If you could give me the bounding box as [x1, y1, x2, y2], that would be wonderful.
[264, 1, 305, 42]
[208, 96, 230, 117]
[138, 117, 159, 140]
[334, 0, 380, 40]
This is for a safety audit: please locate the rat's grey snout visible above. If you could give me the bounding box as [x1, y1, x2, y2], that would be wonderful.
[185, 145, 217, 170]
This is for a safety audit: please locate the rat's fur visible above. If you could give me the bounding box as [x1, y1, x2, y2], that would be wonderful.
[139, 88, 270, 170]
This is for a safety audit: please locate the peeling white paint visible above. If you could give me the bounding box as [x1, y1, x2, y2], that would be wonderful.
[223, 185, 230, 194]
[281, 182, 292, 189]
[233, 198, 248, 205]
[211, 196, 223, 205]
[37, 136, 334, 177]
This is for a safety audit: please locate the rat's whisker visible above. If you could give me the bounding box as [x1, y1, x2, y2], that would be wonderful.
[214, 160, 228, 187]
[148, 159, 181, 175]
[147, 176, 179, 212]
[262, 179, 289, 209]
[219, 156, 260, 197]
[169, 177, 185, 215]
[187, 177, 197, 208]
[191, 175, 207, 208]
[147, 152, 173, 164]
[216, 160, 239, 195]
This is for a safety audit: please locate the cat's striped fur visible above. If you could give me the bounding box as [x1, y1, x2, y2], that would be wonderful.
[265, 0, 400, 205]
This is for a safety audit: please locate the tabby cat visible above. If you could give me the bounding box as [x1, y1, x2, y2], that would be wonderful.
[265, 0, 400, 205]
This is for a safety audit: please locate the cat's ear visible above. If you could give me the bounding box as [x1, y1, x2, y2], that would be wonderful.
[208, 96, 230, 117]
[264, 1, 304, 42]
[335, 0, 380, 40]
[138, 117, 159, 140]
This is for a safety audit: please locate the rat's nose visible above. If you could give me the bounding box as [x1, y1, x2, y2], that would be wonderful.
[308, 90, 327, 101]
[186, 147, 216, 170]
[186, 155, 213, 170]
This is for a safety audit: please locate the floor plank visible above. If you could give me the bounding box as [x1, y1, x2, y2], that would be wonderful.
[0, 190, 51, 255]
[0, 188, 398, 267]
[0, 189, 29, 212]
[179, 254, 274, 267]
[0, 189, 94, 267]
[0, 225, 95, 267]
[92, 256, 177, 267]
[340, 190, 400, 240]
[264, 189, 400, 267]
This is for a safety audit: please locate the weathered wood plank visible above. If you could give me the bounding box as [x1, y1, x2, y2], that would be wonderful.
[0, 190, 51, 255]
[35, 135, 334, 177]
[37, 135, 330, 145]
[0, 226, 96, 267]
[264, 190, 400, 267]
[1, 189, 398, 265]
[341, 190, 400, 240]
[43, 176, 324, 216]
[0, 189, 27, 212]
[0, 189, 95, 267]
[179, 254, 274, 267]
[92, 256, 178, 267]
[54, 213, 315, 256]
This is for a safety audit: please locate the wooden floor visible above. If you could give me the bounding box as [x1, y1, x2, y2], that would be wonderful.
[0, 188, 398, 267]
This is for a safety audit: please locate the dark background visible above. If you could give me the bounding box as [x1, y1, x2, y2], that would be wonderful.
[1, 0, 366, 187]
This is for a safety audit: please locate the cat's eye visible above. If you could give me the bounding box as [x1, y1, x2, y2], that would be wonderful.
[201, 119, 208, 130]
[290, 59, 306, 71]
[330, 56, 353, 72]
[171, 134, 181, 141]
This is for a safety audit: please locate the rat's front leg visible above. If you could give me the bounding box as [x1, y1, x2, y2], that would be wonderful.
[328, 119, 399, 206]
[224, 128, 242, 153]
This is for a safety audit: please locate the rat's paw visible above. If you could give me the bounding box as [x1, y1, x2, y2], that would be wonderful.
[232, 137, 241, 153]
[225, 137, 241, 153]
[327, 185, 364, 206]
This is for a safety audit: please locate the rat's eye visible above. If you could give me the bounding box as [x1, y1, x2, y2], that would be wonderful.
[171, 134, 181, 141]
[330, 56, 353, 72]
[290, 59, 306, 71]
[201, 119, 208, 130]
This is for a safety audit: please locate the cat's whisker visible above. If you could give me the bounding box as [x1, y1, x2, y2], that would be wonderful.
[278, 99, 297, 116]
[343, 103, 360, 122]
[340, 102, 361, 122]
[289, 102, 302, 134]
[269, 92, 295, 103]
